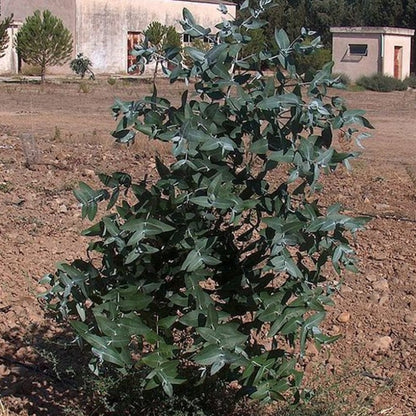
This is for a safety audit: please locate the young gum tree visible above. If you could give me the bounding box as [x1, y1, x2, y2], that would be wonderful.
[42, 0, 373, 405]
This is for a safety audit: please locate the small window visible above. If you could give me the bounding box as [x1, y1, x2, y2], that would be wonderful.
[349, 44, 368, 56]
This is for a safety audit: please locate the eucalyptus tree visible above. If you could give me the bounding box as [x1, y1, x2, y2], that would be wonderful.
[43, 0, 372, 406]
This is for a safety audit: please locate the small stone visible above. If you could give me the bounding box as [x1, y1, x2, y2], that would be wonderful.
[58, 204, 68, 213]
[330, 325, 341, 335]
[373, 335, 393, 353]
[15, 347, 29, 360]
[369, 293, 380, 303]
[372, 279, 390, 292]
[337, 312, 351, 323]
[378, 295, 389, 306]
[404, 312, 416, 325]
[82, 168, 95, 178]
[35, 285, 47, 294]
[365, 273, 379, 283]
[373, 395, 384, 407]
[306, 343, 319, 357]
[0, 364, 10, 377]
[341, 285, 353, 294]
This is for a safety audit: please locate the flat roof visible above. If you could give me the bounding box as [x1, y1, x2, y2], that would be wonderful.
[330, 26, 415, 36]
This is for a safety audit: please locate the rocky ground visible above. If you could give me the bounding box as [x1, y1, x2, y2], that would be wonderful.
[0, 79, 415, 415]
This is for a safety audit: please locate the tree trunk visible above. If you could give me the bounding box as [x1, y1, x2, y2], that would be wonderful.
[40, 66, 46, 84]
[153, 60, 159, 86]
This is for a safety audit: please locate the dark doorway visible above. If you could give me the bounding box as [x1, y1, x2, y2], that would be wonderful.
[394, 46, 403, 79]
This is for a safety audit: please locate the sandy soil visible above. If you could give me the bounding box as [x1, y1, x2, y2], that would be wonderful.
[0, 79, 415, 415]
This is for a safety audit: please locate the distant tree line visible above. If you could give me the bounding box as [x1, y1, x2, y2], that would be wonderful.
[232, 0, 416, 71]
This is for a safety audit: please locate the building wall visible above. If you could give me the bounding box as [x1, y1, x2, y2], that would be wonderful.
[383, 34, 412, 79]
[1, 0, 76, 32]
[331, 32, 381, 82]
[1, 0, 76, 75]
[1, 0, 235, 76]
[76, 0, 236, 74]
[331, 27, 414, 82]
[0, 24, 20, 74]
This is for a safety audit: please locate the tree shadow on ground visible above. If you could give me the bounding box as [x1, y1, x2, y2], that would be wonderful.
[0, 318, 91, 416]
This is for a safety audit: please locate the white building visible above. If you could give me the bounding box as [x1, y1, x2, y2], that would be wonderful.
[331, 26, 415, 81]
[0, 0, 236, 76]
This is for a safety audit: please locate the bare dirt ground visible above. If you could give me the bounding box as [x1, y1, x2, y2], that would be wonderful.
[0, 79, 415, 415]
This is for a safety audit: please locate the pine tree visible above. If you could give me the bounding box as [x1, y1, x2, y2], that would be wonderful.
[361, 0, 403, 26]
[0, 14, 13, 58]
[402, 0, 416, 28]
[15, 10, 72, 83]
[306, 0, 351, 45]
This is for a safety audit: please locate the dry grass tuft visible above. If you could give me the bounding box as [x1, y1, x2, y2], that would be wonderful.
[0, 400, 11, 416]
[129, 133, 171, 158]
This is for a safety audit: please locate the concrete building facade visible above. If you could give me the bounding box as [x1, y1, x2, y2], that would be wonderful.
[331, 26, 415, 82]
[0, 0, 236, 76]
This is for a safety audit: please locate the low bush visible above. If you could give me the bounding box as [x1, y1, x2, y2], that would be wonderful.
[404, 74, 416, 89]
[78, 80, 94, 94]
[332, 72, 351, 87]
[20, 64, 42, 76]
[70, 53, 95, 80]
[356, 73, 407, 92]
[296, 48, 332, 81]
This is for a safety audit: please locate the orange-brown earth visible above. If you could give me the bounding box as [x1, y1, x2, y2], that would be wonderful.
[0, 79, 415, 415]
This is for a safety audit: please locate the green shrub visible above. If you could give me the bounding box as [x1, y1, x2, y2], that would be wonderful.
[296, 48, 332, 81]
[20, 64, 42, 76]
[70, 53, 95, 80]
[404, 73, 416, 89]
[356, 73, 407, 92]
[78, 80, 92, 94]
[332, 72, 351, 87]
[42, 2, 372, 408]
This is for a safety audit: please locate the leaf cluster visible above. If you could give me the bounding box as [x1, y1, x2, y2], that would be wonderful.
[129, 22, 182, 76]
[42, 1, 372, 405]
